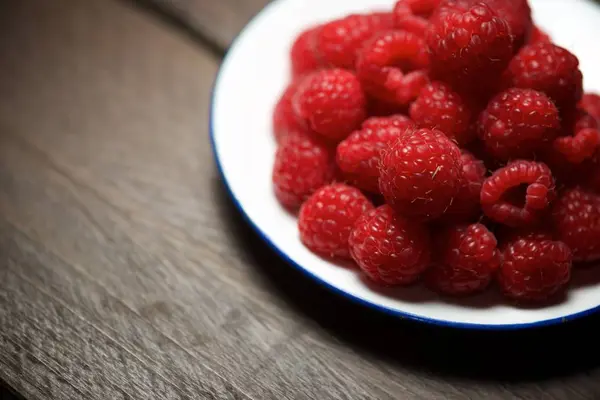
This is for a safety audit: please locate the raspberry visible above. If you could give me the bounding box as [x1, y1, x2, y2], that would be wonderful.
[477, 88, 560, 161]
[580, 93, 600, 122]
[427, 2, 514, 93]
[553, 128, 600, 164]
[552, 187, 600, 262]
[480, 160, 555, 227]
[272, 132, 335, 210]
[410, 81, 474, 145]
[293, 69, 367, 141]
[290, 25, 322, 78]
[336, 115, 415, 192]
[426, 223, 500, 295]
[393, 0, 441, 37]
[349, 205, 431, 285]
[379, 128, 463, 221]
[505, 43, 583, 111]
[484, 0, 532, 50]
[356, 30, 430, 106]
[527, 25, 552, 45]
[366, 97, 407, 117]
[441, 150, 486, 222]
[315, 12, 394, 70]
[273, 79, 308, 144]
[430, 0, 473, 24]
[498, 232, 572, 302]
[299, 183, 374, 259]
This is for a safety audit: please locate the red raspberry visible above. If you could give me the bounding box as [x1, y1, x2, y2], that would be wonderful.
[441, 150, 486, 222]
[480, 160, 555, 227]
[580, 93, 600, 122]
[427, 2, 514, 93]
[426, 223, 500, 295]
[349, 205, 431, 285]
[505, 43, 583, 111]
[552, 187, 600, 262]
[336, 115, 415, 193]
[298, 183, 374, 260]
[273, 79, 309, 144]
[477, 88, 560, 161]
[498, 232, 572, 302]
[315, 12, 394, 70]
[410, 81, 474, 145]
[553, 128, 600, 164]
[430, 0, 473, 24]
[379, 128, 463, 221]
[272, 132, 335, 210]
[527, 25, 552, 45]
[366, 97, 407, 117]
[290, 25, 322, 78]
[393, 0, 441, 37]
[293, 69, 367, 141]
[484, 0, 532, 50]
[356, 30, 430, 106]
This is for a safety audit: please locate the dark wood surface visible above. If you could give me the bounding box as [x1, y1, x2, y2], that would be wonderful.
[1, 0, 600, 399]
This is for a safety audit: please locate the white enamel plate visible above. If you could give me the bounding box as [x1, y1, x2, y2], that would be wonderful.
[211, 0, 600, 329]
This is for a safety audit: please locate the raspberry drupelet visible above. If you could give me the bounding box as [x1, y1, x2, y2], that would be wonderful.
[393, 0, 441, 37]
[290, 25, 322, 78]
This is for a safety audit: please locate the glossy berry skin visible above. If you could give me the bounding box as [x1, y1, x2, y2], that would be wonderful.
[272, 132, 335, 210]
[315, 12, 394, 70]
[441, 150, 486, 223]
[410, 81, 474, 145]
[480, 160, 555, 227]
[552, 187, 600, 262]
[290, 25, 322, 78]
[477, 88, 560, 161]
[379, 128, 463, 221]
[527, 25, 551, 45]
[393, 0, 441, 37]
[427, 2, 513, 93]
[484, 0, 532, 50]
[293, 69, 367, 141]
[498, 232, 572, 302]
[580, 93, 600, 122]
[426, 223, 500, 295]
[505, 43, 583, 111]
[273, 78, 308, 144]
[336, 115, 415, 193]
[356, 30, 430, 106]
[299, 184, 374, 260]
[349, 205, 432, 285]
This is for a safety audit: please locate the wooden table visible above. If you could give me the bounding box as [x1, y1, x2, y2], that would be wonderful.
[1, 0, 600, 399]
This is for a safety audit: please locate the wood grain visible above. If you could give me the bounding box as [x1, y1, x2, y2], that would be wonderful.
[1, 0, 600, 399]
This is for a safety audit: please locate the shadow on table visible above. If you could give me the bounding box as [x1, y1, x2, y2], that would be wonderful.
[212, 178, 600, 383]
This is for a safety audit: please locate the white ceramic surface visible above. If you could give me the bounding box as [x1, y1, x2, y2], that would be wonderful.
[211, 0, 600, 329]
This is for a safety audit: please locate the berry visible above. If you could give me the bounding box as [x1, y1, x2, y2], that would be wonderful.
[480, 160, 555, 227]
[336, 115, 415, 192]
[299, 183, 374, 259]
[441, 150, 486, 222]
[553, 128, 600, 164]
[552, 187, 600, 262]
[580, 93, 600, 122]
[393, 0, 441, 37]
[505, 42, 583, 111]
[272, 132, 335, 210]
[356, 30, 430, 106]
[273, 79, 309, 144]
[430, 0, 473, 24]
[527, 25, 552, 45]
[366, 97, 407, 117]
[290, 25, 322, 78]
[379, 128, 463, 221]
[315, 12, 394, 70]
[426, 223, 500, 295]
[410, 81, 474, 145]
[427, 2, 514, 93]
[477, 88, 560, 161]
[484, 0, 532, 50]
[498, 233, 572, 302]
[293, 69, 367, 141]
[349, 205, 431, 285]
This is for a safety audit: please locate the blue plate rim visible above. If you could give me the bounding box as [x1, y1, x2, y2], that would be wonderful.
[208, 0, 600, 331]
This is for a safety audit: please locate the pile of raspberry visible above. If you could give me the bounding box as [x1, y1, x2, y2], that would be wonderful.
[271, 0, 600, 303]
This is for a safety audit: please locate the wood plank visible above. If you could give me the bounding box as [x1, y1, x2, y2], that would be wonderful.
[145, 0, 272, 49]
